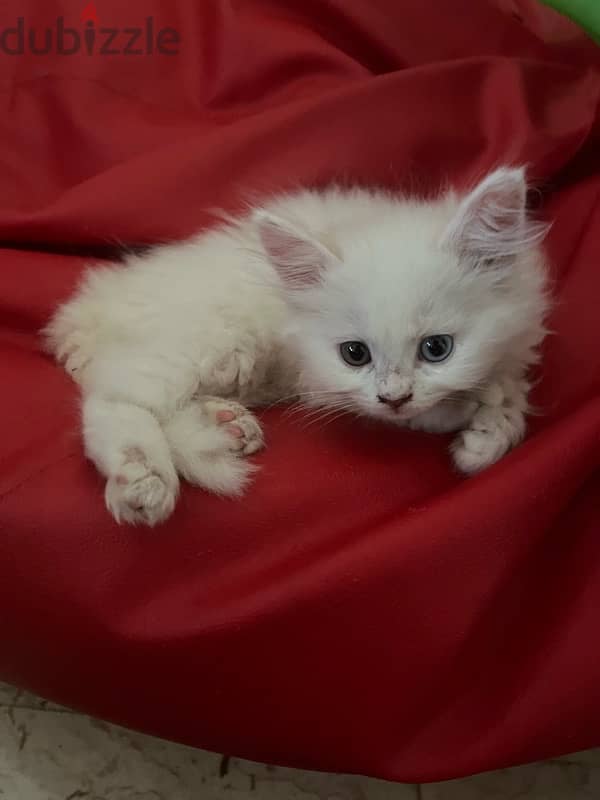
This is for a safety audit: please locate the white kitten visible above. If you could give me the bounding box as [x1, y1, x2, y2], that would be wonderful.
[44, 166, 550, 526]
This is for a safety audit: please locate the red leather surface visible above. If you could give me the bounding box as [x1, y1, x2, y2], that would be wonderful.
[0, 0, 599, 783]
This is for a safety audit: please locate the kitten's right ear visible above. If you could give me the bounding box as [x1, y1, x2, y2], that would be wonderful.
[254, 210, 340, 289]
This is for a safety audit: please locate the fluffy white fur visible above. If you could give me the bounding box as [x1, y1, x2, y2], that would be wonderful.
[44, 167, 550, 526]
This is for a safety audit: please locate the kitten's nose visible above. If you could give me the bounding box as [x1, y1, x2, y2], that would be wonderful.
[377, 392, 413, 409]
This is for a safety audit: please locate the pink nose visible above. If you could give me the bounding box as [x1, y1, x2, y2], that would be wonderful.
[377, 392, 413, 409]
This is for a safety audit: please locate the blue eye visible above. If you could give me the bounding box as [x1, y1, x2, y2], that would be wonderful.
[340, 341, 372, 367]
[419, 334, 454, 363]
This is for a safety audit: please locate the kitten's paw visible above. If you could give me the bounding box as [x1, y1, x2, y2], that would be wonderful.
[105, 449, 179, 526]
[200, 348, 257, 394]
[200, 398, 265, 456]
[451, 405, 526, 474]
[43, 325, 95, 381]
[165, 398, 263, 497]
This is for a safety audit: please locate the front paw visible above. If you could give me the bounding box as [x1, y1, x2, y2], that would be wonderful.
[451, 405, 526, 474]
[165, 397, 264, 497]
[199, 397, 265, 456]
[199, 348, 257, 395]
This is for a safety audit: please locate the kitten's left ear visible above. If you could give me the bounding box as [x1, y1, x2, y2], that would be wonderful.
[254, 210, 340, 288]
[441, 166, 549, 267]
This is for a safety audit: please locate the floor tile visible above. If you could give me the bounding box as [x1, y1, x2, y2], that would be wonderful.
[2, 681, 600, 799]
[422, 760, 600, 800]
[0, 683, 65, 713]
[0, 700, 417, 800]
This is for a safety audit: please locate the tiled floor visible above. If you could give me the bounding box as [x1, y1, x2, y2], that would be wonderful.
[0, 682, 598, 799]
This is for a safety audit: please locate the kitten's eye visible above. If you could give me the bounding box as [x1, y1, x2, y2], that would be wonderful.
[419, 334, 454, 363]
[340, 341, 372, 367]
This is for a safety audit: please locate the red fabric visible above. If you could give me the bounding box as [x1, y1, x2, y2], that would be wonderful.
[1, 0, 599, 783]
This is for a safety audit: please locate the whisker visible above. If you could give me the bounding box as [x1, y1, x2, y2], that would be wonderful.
[306, 415, 351, 432]
[299, 406, 354, 431]
[283, 403, 319, 421]
[265, 389, 354, 412]
[300, 404, 351, 423]
[291, 400, 350, 422]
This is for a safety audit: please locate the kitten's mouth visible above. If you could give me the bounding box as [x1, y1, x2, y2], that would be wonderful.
[382, 405, 418, 422]
[382, 401, 435, 423]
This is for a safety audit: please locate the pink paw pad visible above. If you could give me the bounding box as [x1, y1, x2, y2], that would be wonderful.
[226, 424, 244, 439]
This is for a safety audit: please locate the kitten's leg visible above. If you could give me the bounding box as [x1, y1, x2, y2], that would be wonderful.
[79, 346, 264, 521]
[408, 397, 478, 434]
[79, 347, 198, 525]
[165, 397, 264, 496]
[451, 374, 530, 474]
[83, 395, 180, 526]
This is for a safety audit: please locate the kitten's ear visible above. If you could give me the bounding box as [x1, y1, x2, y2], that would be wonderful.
[441, 167, 549, 267]
[254, 210, 340, 288]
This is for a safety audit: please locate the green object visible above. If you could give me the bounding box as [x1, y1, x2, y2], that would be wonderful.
[540, 0, 600, 43]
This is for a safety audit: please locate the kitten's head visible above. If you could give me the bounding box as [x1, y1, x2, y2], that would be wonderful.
[256, 167, 549, 423]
